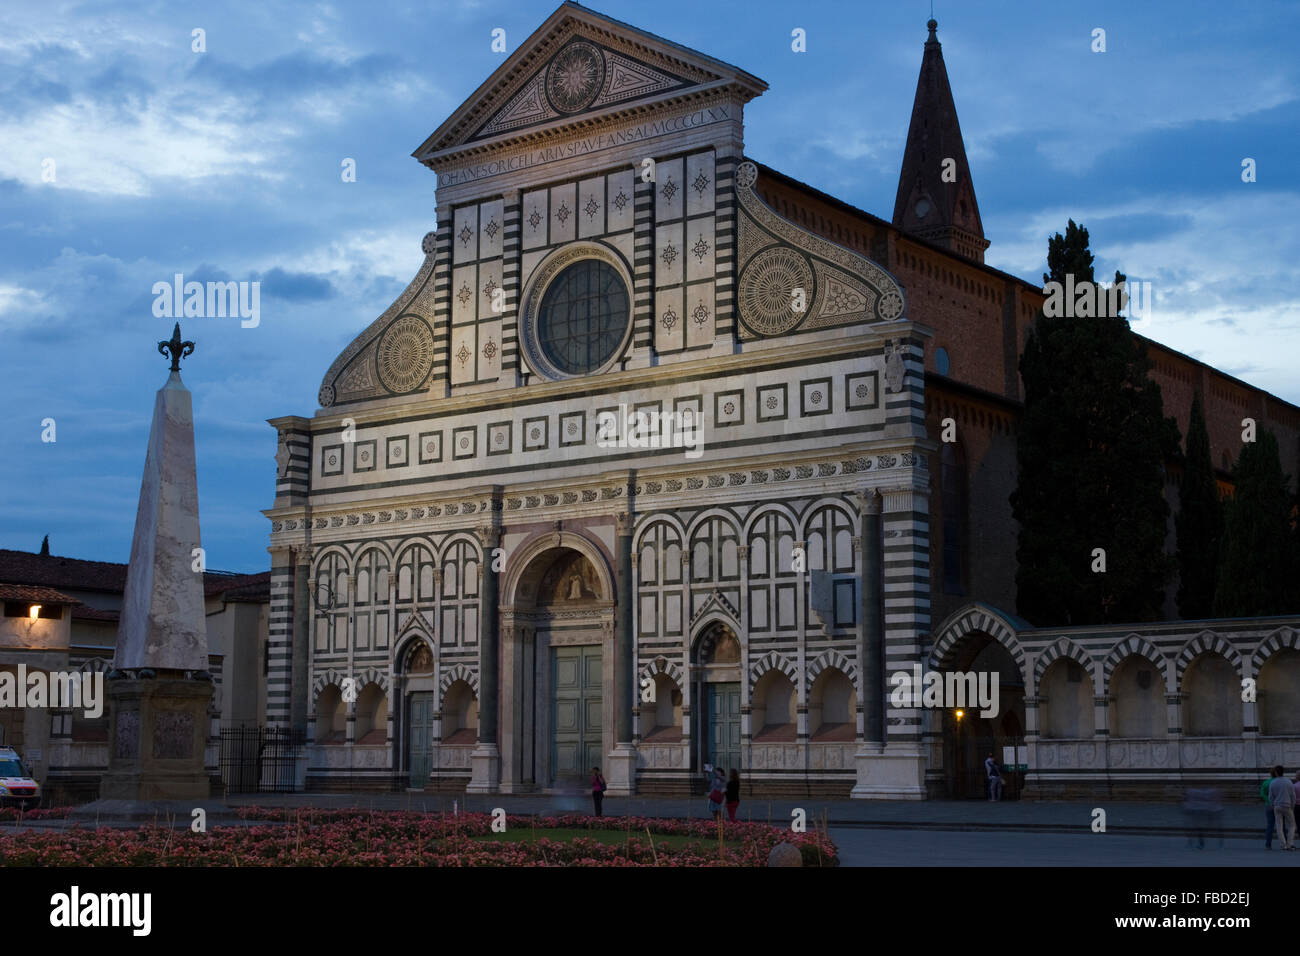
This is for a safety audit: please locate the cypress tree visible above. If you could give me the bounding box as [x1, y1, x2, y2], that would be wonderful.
[1214, 431, 1296, 615]
[1011, 220, 1180, 625]
[1175, 393, 1221, 618]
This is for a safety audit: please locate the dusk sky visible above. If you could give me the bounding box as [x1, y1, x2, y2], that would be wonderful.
[2, 0, 1296, 572]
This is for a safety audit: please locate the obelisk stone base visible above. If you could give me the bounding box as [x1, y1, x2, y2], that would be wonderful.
[100, 677, 215, 801]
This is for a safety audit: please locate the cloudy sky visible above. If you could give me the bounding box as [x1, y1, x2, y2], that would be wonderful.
[2, 0, 1296, 571]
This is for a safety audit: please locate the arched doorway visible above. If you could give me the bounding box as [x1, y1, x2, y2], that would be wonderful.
[500, 540, 614, 792]
[692, 621, 742, 783]
[395, 636, 435, 788]
[936, 633, 1026, 799]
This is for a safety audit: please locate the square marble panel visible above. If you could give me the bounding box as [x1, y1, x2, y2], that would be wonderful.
[559, 410, 585, 446]
[685, 281, 714, 349]
[655, 222, 683, 288]
[522, 416, 548, 451]
[606, 168, 635, 232]
[655, 286, 684, 353]
[477, 318, 502, 381]
[522, 190, 549, 250]
[451, 264, 477, 325]
[757, 383, 788, 422]
[550, 182, 577, 244]
[486, 421, 512, 456]
[450, 325, 476, 385]
[578, 176, 605, 238]
[654, 156, 684, 222]
[478, 198, 504, 260]
[714, 389, 744, 427]
[353, 439, 377, 473]
[418, 431, 442, 464]
[453, 204, 478, 264]
[800, 377, 833, 416]
[477, 259, 503, 320]
[685, 217, 715, 283]
[321, 443, 344, 477]
[685, 150, 716, 217]
[386, 435, 410, 469]
[452, 426, 477, 460]
[846, 370, 880, 410]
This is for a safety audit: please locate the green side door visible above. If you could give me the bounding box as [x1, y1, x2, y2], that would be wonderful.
[707, 682, 741, 774]
[407, 692, 434, 788]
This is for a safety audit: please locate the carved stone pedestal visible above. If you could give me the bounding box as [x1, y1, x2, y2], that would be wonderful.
[100, 677, 215, 801]
[605, 743, 638, 797]
[467, 743, 501, 793]
[850, 745, 927, 800]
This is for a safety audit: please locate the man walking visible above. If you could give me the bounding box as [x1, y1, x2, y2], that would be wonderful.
[1268, 765, 1296, 850]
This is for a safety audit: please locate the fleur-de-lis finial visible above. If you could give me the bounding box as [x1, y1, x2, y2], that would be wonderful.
[158, 322, 195, 372]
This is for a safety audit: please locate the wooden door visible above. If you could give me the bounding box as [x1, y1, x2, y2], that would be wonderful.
[707, 682, 741, 773]
[552, 645, 603, 785]
[406, 692, 434, 788]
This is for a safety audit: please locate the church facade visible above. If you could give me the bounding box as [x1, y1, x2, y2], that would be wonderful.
[266, 3, 1300, 800]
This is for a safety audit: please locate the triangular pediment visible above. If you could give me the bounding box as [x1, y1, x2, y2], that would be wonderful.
[414, 2, 765, 163]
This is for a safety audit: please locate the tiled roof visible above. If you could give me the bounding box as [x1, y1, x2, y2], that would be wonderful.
[0, 549, 128, 592]
[208, 571, 271, 603]
[0, 549, 268, 604]
[0, 583, 75, 604]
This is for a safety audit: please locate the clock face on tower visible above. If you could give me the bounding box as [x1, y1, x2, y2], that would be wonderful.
[545, 41, 606, 115]
[914, 197, 932, 219]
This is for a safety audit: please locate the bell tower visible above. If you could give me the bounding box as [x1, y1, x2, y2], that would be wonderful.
[892, 19, 989, 263]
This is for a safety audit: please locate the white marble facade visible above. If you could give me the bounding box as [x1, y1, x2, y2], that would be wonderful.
[268, 5, 930, 797]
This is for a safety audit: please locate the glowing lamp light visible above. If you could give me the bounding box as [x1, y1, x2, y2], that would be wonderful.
[955, 709, 964, 720]
[29, 605, 41, 619]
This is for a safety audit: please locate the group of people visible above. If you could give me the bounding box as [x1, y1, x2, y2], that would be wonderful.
[1264, 765, 1300, 849]
[588, 765, 742, 821]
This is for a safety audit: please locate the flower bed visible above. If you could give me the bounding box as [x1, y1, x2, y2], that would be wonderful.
[0, 809, 837, 867]
[0, 806, 73, 821]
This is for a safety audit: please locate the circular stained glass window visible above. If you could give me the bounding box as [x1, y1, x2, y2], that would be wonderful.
[537, 259, 629, 375]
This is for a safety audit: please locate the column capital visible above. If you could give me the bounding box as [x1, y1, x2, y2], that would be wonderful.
[475, 523, 502, 549]
[855, 488, 883, 515]
[615, 510, 634, 536]
[291, 545, 313, 567]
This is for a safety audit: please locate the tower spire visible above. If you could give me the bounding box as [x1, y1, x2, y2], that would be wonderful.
[892, 18, 989, 262]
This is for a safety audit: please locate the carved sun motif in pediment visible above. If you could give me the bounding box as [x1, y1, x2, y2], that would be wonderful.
[545, 41, 605, 115]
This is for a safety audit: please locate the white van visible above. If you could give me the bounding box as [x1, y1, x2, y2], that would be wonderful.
[0, 746, 40, 808]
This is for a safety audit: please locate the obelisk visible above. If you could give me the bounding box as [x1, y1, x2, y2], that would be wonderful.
[100, 323, 216, 801]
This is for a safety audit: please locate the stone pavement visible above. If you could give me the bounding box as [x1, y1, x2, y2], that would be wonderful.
[216, 791, 1272, 837]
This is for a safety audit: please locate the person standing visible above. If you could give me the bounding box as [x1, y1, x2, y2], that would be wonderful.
[725, 768, 741, 822]
[704, 766, 725, 820]
[590, 766, 607, 817]
[985, 753, 1004, 802]
[1262, 773, 1278, 849]
[1268, 765, 1296, 850]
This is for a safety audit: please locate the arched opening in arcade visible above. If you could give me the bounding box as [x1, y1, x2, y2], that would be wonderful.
[936, 632, 1025, 799]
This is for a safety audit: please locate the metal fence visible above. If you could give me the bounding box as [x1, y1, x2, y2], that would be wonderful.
[219, 726, 305, 794]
